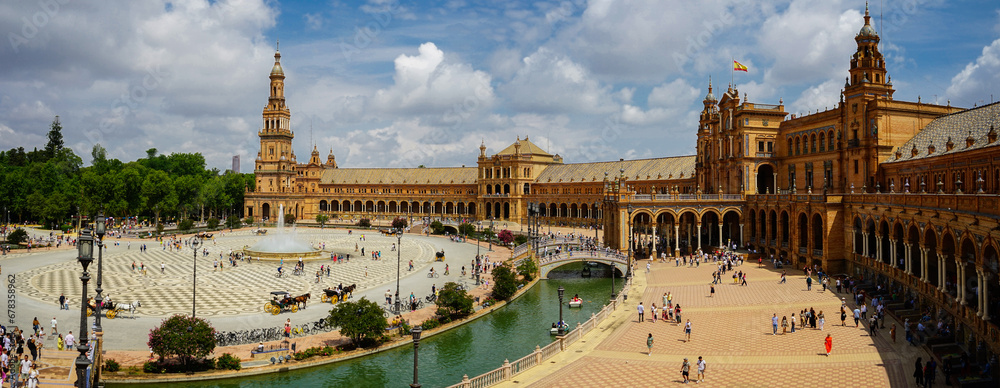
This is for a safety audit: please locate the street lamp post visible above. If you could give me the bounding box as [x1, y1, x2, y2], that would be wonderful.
[410, 326, 423, 388]
[488, 217, 494, 252]
[395, 227, 403, 314]
[627, 204, 634, 278]
[557, 286, 565, 336]
[189, 237, 202, 317]
[92, 210, 107, 387]
[475, 221, 481, 285]
[75, 229, 95, 388]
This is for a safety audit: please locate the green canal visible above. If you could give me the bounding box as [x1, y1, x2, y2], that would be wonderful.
[115, 264, 621, 388]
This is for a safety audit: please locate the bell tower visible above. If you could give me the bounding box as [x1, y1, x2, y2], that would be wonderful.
[255, 43, 296, 194]
[845, 3, 893, 98]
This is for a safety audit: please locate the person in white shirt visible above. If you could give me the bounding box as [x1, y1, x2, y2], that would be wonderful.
[64, 331, 75, 348]
[50, 317, 57, 335]
[696, 356, 707, 383]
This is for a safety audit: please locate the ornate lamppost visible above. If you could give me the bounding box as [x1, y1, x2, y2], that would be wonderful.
[475, 221, 482, 285]
[410, 326, 423, 388]
[75, 229, 94, 388]
[92, 210, 107, 386]
[557, 286, 566, 336]
[627, 204, 634, 278]
[189, 236, 202, 317]
[394, 227, 403, 314]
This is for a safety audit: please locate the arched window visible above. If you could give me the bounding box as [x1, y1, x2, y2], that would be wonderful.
[819, 132, 826, 152]
[795, 137, 801, 155]
[828, 130, 834, 150]
[787, 139, 793, 156]
[810, 134, 817, 153]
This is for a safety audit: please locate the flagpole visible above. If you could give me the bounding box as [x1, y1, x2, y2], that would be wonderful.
[731, 57, 734, 88]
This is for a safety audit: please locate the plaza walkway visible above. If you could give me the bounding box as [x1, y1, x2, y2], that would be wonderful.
[501, 257, 931, 387]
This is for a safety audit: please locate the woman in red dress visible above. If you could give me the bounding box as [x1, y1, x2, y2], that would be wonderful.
[824, 334, 832, 356]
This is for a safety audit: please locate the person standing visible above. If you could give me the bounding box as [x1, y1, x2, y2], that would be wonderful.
[696, 356, 707, 383]
[853, 307, 862, 327]
[64, 331, 74, 348]
[781, 316, 788, 335]
[890, 323, 897, 343]
[663, 292, 669, 308]
[58, 294, 66, 310]
[806, 276, 812, 291]
[818, 310, 825, 331]
[709, 285, 715, 297]
[651, 304, 658, 323]
[824, 334, 832, 356]
[913, 357, 924, 386]
[772, 314, 779, 335]
[684, 319, 692, 342]
[790, 313, 797, 333]
[50, 317, 57, 335]
[637, 302, 644, 322]
[646, 333, 653, 356]
[160, 262, 165, 274]
[680, 358, 691, 384]
[284, 319, 291, 339]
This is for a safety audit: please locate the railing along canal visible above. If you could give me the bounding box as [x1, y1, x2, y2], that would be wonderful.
[446, 277, 633, 388]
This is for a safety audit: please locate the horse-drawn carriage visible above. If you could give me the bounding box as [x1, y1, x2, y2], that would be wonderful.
[320, 284, 356, 303]
[265, 291, 309, 314]
[435, 250, 445, 261]
[84, 297, 140, 319]
[196, 231, 214, 239]
[253, 228, 268, 235]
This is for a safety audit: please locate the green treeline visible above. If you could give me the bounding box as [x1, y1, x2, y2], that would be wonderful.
[0, 117, 254, 230]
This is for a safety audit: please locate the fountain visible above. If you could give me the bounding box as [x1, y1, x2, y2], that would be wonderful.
[244, 204, 322, 260]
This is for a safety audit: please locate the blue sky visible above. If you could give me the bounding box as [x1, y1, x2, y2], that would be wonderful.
[1, 0, 998, 170]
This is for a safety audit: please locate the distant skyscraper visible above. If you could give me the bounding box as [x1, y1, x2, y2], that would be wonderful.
[232, 155, 240, 173]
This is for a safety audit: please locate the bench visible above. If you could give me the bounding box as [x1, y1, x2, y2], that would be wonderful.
[250, 346, 290, 358]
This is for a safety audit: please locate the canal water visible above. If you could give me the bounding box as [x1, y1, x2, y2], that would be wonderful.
[115, 264, 619, 388]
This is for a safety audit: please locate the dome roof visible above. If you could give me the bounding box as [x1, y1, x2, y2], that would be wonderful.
[858, 23, 876, 37]
[704, 90, 716, 102]
[270, 51, 283, 76]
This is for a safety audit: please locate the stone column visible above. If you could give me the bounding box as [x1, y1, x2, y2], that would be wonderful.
[876, 236, 883, 262]
[904, 243, 912, 275]
[982, 272, 991, 320]
[976, 269, 984, 317]
[957, 262, 967, 305]
[920, 248, 929, 283]
[739, 224, 744, 247]
[937, 253, 946, 292]
[674, 224, 680, 257]
[718, 223, 724, 250]
[891, 239, 897, 268]
[861, 233, 869, 256]
[651, 224, 658, 258]
[696, 222, 703, 251]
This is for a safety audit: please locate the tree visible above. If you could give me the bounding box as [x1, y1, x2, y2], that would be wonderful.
[44, 116, 64, 159]
[357, 218, 371, 228]
[6, 228, 27, 244]
[514, 234, 528, 246]
[517, 259, 538, 282]
[491, 264, 518, 301]
[178, 219, 194, 232]
[225, 215, 241, 230]
[326, 298, 387, 347]
[315, 214, 329, 228]
[458, 223, 475, 236]
[147, 315, 216, 362]
[430, 220, 444, 234]
[391, 217, 407, 229]
[206, 217, 220, 229]
[284, 213, 296, 225]
[435, 282, 474, 319]
[497, 229, 514, 245]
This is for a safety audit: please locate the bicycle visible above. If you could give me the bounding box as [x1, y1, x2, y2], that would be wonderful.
[425, 293, 437, 303]
[275, 271, 284, 278]
[427, 272, 440, 278]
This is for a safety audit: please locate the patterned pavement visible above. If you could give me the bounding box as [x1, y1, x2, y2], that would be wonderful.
[15, 229, 439, 317]
[503, 259, 931, 388]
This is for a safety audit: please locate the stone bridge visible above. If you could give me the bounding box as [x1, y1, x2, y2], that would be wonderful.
[538, 250, 628, 279]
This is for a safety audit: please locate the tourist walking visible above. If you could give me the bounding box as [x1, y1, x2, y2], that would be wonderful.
[646, 333, 653, 356]
[651, 304, 657, 323]
[790, 313, 797, 333]
[772, 314, 779, 335]
[818, 310, 825, 330]
[853, 307, 861, 327]
[824, 334, 832, 356]
[680, 358, 691, 384]
[637, 302, 644, 322]
[50, 317, 57, 335]
[696, 356, 706, 383]
[709, 285, 715, 297]
[684, 319, 691, 342]
[781, 316, 788, 334]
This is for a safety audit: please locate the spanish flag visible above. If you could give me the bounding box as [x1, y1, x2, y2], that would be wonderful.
[733, 60, 748, 72]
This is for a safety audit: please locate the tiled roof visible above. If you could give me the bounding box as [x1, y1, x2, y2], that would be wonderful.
[320, 167, 477, 185]
[885, 101, 1000, 163]
[496, 137, 552, 156]
[533, 156, 697, 183]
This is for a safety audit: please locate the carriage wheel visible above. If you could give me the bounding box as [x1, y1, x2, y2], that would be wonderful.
[321, 295, 328, 303]
[86, 310, 92, 317]
[107, 310, 116, 319]
[264, 303, 274, 312]
[271, 307, 280, 315]
[290, 305, 299, 313]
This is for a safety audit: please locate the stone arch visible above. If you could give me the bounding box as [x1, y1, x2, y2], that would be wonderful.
[319, 200, 328, 212]
[892, 221, 905, 268]
[779, 210, 790, 245]
[878, 219, 890, 262]
[853, 216, 863, 254]
[560, 203, 568, 218]
[819, 132, 826, 151]
[570, 203, 579, 218]
[756, 164, 775, 194]
[721, 209, 742, 247]
[908, 223, 921, 276]
[377, 200, 386, 213]
[354, 200, 363, 212]
[812, 213, 824, 251]
[925, 228, 939, 287]
[798, 213, 809, 248]
[468, 202, 476, 216]
[747, 209, 757, 240]
[503, 184, 510, 194]
[865, 218, 876, 257]
[261, 203, 271, 221]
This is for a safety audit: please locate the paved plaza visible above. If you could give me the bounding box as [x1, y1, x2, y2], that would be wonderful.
[4, 226, 501, 351]
[503, 258, 931, 387]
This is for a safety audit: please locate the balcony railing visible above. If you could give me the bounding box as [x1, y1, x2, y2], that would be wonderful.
[798, 247, 807, 254]
[813, 249, 824, 257]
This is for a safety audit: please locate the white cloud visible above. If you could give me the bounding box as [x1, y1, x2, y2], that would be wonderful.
[501, 47, 614, 114]
[371, 42, 495, 116]
[304, 13, 323, 30]
[621, 79, 699, 126]
[945, 37, 1000, 107]
[788, 78, 843, 116]
[758, 0, 858, 86]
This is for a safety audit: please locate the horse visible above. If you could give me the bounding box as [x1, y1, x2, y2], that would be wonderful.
[293, 293, 310, 309]
[341, 284, 357, 301]
[111, 300, 142, 319]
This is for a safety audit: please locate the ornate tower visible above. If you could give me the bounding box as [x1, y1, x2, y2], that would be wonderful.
[255, 46, 296, 194]
[845, 3, 893, 97]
